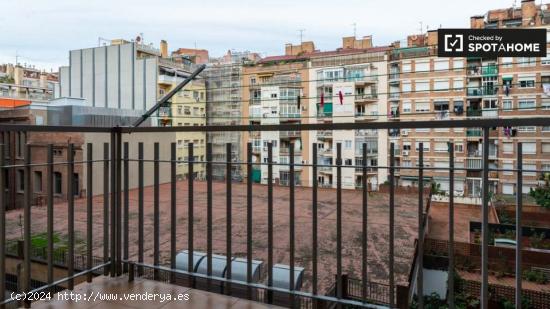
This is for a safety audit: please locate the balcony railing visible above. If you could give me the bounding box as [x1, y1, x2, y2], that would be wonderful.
[0, 117, 549, 309]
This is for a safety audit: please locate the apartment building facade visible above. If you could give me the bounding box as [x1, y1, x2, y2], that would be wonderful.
[241, 52, 310, 186]
[0, 63, 58, 101]
[204, 50, 262, 180]
[388, 0, 550, 197]
[240, 38, 390, 189]
[307, 40, 390, 190]
[57, 38, 207, 179]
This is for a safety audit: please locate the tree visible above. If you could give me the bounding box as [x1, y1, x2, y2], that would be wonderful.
[530, 172, 550, 209]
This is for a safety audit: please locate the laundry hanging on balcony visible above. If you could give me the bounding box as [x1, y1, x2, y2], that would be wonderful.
[338, 90, 344, 105]
[320, 92, 324, 108]
[543, 83, 550, 96]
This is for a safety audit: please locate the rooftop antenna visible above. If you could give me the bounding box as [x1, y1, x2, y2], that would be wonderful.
[298, 29, 305, 44]
[352, 22, 357, 38]
[15, 50, 19, 65]
[419, 21, 424, 34]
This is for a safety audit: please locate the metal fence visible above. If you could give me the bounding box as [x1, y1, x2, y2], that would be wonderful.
[0, 117, 549, 308]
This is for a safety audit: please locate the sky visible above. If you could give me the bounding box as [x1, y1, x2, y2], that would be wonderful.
[0, 0, 521, 71]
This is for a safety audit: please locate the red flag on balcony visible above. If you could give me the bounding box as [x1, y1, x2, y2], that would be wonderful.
[338, 90, 344, 105]
[320, 92, 324, 108]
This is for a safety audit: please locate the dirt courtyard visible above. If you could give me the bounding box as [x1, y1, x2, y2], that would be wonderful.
[5, 181, 422, 293]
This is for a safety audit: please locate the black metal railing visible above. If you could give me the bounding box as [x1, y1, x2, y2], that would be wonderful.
[0, 117, 549, 309]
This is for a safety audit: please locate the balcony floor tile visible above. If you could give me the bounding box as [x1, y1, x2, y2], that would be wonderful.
[25, 276, 282, 309]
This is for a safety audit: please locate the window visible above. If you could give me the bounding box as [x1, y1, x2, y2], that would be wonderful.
[503, 100, 513, 111]
[402, 62, 411, 73]
[434, 161, 449, 168]
[434, 60, 449, 71]
[54, 172, 62, 195]
[453, 59, 464, 70]
[34, 171, 42, 193]
[402, 81, 411, 92]
[402, 102, 412, 113]
[523, 142, 536, 154]
[542, 143, 550, 153]
[415, 141, 430, 152]
[403, 142, 411, 151]
[524, 163, 537, 176]
[415, 61, 429, 72]
[518, 99, 536, 110]
[501, 57, 513, 68]
[415, 102, 430, 112]
[434, 79, 448, 91]
[344, 140, 352, 149]
[415, 80, 430, 92]
[250, 77, 256, 85]
[503, 143, 513, 154]
[345, 159, 353, 166]
[542, 53, 550, 65]
[518, 57, 536, 67]
[518, 126, 536, 132]
[434, 142, 448, 152]
[503, 162, 513, 175]
[518, 76, 536, 88]
[454, 143, 464, 152]
[17, 170, 24, 192]
[542, 99, 550, 110]
[453, 79, 464, 90]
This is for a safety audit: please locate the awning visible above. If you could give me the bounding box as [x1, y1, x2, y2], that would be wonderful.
[502, 76, 513, 81]
[401, 176, 433, 181]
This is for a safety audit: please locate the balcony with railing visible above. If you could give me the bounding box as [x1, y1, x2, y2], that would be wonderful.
[0, 117, 549, 309]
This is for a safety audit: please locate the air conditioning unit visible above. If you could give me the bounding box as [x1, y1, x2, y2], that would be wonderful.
[301, 106, 307, 111]
[401, 130, 408, 136]
[302, 160, 308, 164]
[403, 150, 409, 156]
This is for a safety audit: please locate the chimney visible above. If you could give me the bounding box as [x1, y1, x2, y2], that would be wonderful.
[521, 0, 537, 26]
[160, 40, 168, 58]
[285, 41, 315, 56]
[427, 30, 438, 46]
[470, 15, 485, 29]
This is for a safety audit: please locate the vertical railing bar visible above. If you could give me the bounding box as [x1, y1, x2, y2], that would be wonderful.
[206, 143, 213, 289]
[138, 142, 144, 276]
[448, 142, 455, 309]
[47, 145, 54, 285]
[188, 143, 194, 288]
[389, 142, 395, 308]
[267, 142, 274, 304]
[0, 144, 5, 304]
[417, 142, 424, 309]
[23, 143, 31, 308]
[67, 143, 74, 289]
[225, 143, 233, 295]
[336, 143, 342, 303]
[361, 143, 368, 303]
[481, 127, 490, 309]
[289, 143, 296, 305]
[103, 143, 109, 276]
[86, 143, 93, 283]
[123, 142, 129, 274]
[154, 142, 160, 280]
[246, 142, 253, 300]
[110, 132, 116, 277]
[515, 142, 523, 309]
[116, 131, 122, 276]
[170, 142, 176, 282]
[225, 143, 232, 295]
[312, 143, 318, 301]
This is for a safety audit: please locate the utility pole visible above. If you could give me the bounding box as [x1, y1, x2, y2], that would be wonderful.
[298, 29, 305, 44]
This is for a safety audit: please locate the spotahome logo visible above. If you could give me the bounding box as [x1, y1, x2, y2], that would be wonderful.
[438, 28, 546, 57]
